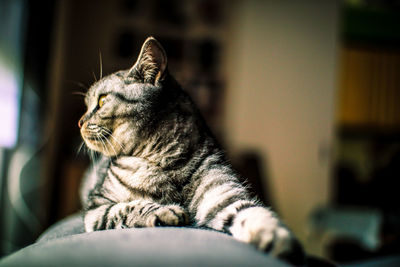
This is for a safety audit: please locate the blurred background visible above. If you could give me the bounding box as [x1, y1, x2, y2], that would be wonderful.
[1, 0, 400, 264]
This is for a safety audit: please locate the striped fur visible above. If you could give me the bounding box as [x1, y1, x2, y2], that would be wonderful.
[79, 37, 304, 264]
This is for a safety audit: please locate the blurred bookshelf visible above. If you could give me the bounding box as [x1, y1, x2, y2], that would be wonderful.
[331, 3, 400, 262]
[336, 4, 400, 137]
[337, 45, 400, 135]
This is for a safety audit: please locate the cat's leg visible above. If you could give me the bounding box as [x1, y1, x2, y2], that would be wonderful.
[84, 199, 188, 232]
[189, 168, 304, 264]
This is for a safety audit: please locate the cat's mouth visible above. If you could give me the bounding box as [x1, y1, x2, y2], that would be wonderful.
[81, 124, 111, 139]
[81, 131, 108, 142]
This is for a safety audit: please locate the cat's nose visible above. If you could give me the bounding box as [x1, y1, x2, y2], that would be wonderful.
[78, 114, 88, 128]
[78, 117, 85, 128]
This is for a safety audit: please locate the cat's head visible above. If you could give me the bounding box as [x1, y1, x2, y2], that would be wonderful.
[79, 37, 173, 156]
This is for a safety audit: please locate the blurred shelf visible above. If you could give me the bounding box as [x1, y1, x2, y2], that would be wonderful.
[337, 124, 400, 141]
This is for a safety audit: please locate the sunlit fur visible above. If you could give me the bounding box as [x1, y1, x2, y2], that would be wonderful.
[79, 37, 304, 264]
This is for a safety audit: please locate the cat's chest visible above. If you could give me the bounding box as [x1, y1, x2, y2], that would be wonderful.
[102, 156, 171, 202]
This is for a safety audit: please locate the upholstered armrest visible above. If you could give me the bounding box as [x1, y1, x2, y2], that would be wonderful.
[0, 213, 288, 267]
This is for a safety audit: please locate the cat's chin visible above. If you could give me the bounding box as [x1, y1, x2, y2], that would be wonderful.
[84, 139, 117, 157]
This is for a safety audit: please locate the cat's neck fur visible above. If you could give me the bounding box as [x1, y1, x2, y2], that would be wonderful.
[118, 75, 219, 170]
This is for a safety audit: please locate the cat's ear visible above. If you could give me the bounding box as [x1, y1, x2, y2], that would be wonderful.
[127, 37, 167, 84]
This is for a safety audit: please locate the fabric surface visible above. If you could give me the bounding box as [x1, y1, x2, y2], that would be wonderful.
[0, 214, 289, 267]
[36, 213, 85, 242]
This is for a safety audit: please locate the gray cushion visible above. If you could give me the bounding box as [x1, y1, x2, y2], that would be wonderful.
[36, 213, 85, 242]
[0, 214, 289, 267]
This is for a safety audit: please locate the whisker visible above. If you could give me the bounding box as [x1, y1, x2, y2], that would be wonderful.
[92, 70, 97, 82]
[72, 91, 87, 97]
[92, 148, 95, 162]
[89, 148, 99, 178]
[89, 149, 93, 163]
[101, 127, 111, 134]
[99, 49, 103, 79]
[98, 135, 110, 156]
[103, 136, 115, 157]
[97, 134, 108, 154]
[101, 132, 118, 157]
[109, 134, 125, 152]
[67, 80, 89, 90]
[88, 137, 98, 163]
[101, 127, 125, 152]
[84, 146, 89, 158]
[76, 141, 85, 155]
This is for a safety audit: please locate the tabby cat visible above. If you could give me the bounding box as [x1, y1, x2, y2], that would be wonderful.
[79, 37, 304, 264]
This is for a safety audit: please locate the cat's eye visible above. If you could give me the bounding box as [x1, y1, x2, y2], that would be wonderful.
[98, 95, 107, 108]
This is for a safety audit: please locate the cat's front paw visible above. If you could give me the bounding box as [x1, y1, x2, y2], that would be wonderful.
[230, 207, 305, 265]
[147, 205, 188, 227]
